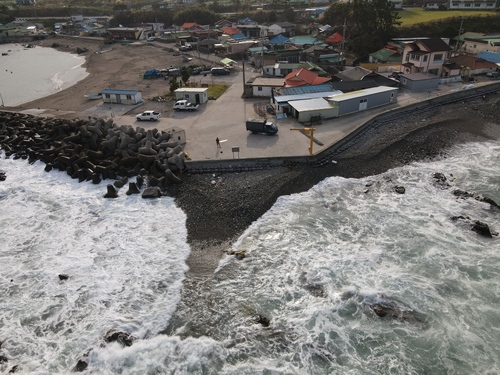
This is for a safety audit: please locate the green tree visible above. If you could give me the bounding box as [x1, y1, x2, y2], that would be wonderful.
[169, 77, 180, 93]
[180, 67, 190, 85]
[173, 7, 218, 25]
[322, 0, 400, 57]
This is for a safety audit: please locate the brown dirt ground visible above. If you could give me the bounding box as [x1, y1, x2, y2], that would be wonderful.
[4, 36, 212, 118]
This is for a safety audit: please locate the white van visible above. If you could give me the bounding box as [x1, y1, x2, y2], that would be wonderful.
[211, 67, 230, 76]
[136, 111, 161, 121]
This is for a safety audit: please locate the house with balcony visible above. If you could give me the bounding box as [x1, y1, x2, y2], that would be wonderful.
[401, 38, 452, 77]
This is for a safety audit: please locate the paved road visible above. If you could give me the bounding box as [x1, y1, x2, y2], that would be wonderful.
[111, 71, 487, 162]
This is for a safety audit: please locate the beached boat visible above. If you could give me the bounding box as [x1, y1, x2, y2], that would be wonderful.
[84, 93, 102, 100]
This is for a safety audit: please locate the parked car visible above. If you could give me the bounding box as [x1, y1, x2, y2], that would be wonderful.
[147, 37, 155, 42]
[179, 44, 192, 51]
[211, 67, 230, 76]
[173, 100, 199, 111]
[136, 111, 161, 121]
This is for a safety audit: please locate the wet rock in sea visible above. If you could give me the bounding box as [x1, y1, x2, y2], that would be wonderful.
[299, 272, 327, 298]
[364, 294, 427, 325]
[472, 220, 495, 237]
[0, 171, 6, 181]
[432, 172, 453, 188]
[142, 187, 161, 199]
[0, 354, 8, 363]
[256, 315, 271, 327]
[451, 215, 498, 238]
[74, 359, 88, 372]
[9, 365, 19, 373]
[227, 249, 247, 260]
[103, 184, 118, 198]
[104, 329, 135, 347]
[58, 274, 69, 281]
[394, 185, 406, 194]
[453, 189, 500, 209]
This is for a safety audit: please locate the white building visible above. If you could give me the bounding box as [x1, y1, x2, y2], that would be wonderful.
[101, 89, 142, 105]
[174, 88, 208, 104]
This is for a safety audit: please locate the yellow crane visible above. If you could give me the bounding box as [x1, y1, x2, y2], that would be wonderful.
[290, 127, 316, 155]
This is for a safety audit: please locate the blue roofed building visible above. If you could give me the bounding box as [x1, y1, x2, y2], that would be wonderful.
[285, 35, 320, 48]
[269, 34, 289, 45]
[476, 51, 500, 64]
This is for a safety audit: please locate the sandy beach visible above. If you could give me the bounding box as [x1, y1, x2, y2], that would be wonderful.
[3, 35, 500, 277]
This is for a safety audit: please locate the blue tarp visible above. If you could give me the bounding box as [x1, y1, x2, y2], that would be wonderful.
[231, 33, 247, 40]
[144, 69, 160, 79]
[144, 69, 159, 76]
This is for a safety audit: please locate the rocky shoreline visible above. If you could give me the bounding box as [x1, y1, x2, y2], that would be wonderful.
[164, 92, 500, 276]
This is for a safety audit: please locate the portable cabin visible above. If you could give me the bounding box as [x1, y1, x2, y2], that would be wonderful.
[101, 89, 142, 105]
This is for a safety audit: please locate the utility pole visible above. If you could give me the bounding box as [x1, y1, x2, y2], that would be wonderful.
[341, 18, 346, 70]
[454, 17, 464, 56]
[242, 52, 246, 96]
[290, 127, 316, 155]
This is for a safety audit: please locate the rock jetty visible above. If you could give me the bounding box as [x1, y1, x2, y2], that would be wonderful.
[0, 111, 186, 189]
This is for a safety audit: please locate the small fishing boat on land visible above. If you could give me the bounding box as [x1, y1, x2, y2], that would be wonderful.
[84, 93, 102, 100]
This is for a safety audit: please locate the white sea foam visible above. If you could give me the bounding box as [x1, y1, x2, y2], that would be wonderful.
[0, 157, 190, 373]
[0, 44, 88, 106]
[1, 142, 500, 374]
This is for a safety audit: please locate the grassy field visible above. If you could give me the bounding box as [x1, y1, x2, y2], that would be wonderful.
[398, 8, 497, 26]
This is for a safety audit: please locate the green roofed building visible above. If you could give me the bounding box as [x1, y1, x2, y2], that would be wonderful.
[369, 47, 403, 64]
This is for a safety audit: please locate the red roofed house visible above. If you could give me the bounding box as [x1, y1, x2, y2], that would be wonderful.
[221, 27, 240, 36]
[325, 32, 343, 45]
[284, 68, 331, 88]
[447, 54, 498, 76]
[180, 22, 201, 31]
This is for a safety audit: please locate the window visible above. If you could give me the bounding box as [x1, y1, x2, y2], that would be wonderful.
[105, 94, 110, 98]
[410, 54, 420, 61]
[126, 95, 132, 100]
[258, 86, 263, 91]
[433, 53, 443, 62]
[185, 94, 190, 99]
[359, 99, 367, 103]
[423, 55, 428, 62]
[474, 2, 480, 6]
[464, 3, 471, 6]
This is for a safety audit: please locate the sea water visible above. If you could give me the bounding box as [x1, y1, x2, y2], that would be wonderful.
[1, 141, 499, 374]
[0, 43, 88, 106]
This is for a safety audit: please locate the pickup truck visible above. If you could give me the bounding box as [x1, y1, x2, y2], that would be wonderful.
[173, 100, 199, 111]
[246, 118, 278, 135]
